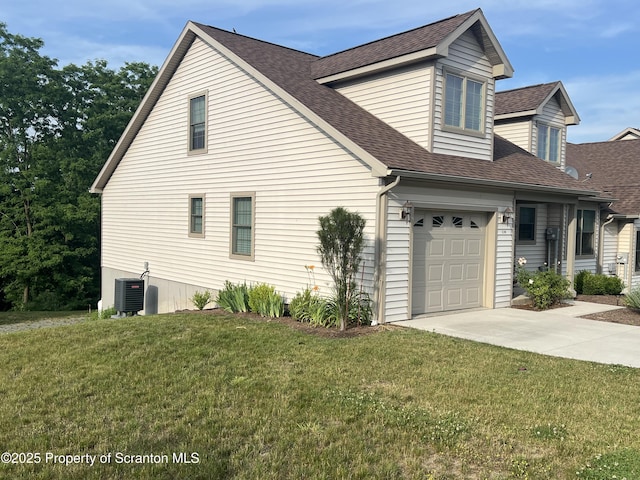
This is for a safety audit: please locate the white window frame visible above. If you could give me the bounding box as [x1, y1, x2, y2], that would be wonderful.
[443, 69, 486, 135]
[188, 194, 205, 238]
[230, 192, 255, 261]
[188, 91, 208, 154]
[537, 123, 561, 164]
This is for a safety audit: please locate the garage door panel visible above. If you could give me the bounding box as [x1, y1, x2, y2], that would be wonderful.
[427, 264, 443, 282]
[448, 263, 463, 281]
[467, 238, 482, 256]
[466, 264, 480, 281]
[450, 239, 465, 256]
[428, 238, 445, 256]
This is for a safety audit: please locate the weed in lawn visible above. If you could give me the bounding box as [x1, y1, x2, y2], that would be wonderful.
[577, 449, 640, 479]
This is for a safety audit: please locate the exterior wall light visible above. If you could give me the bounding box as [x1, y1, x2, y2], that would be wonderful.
[501, 206, 514, 226]
[401, 201, 414, 222]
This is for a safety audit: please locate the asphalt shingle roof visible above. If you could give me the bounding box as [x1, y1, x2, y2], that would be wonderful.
[567, 140, 640, 215]
[195, 22, 595, 195]
[495, 82, 560, 116]
[311, 10, 477, 79]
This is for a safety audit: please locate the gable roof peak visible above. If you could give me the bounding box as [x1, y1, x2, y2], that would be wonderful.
[495, 80, 579, 125]
[312, 8, 512, 83]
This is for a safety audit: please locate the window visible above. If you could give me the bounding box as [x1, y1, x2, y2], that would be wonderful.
[189, 195, 204, 237]
[189, 93, 207, 152]
[517, 206, 536, 243]
[537, 123, 561, 163]
[231, 193, 255, 259]
[576, 209, 595, 256]
[635, 230, 640, 272]
[444, 72, 484, 133]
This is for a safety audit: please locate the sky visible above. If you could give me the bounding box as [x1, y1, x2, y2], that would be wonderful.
[3, 0, 639, 144]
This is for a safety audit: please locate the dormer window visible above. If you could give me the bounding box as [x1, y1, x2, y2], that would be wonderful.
[537, 123, 560, 163]
[444, 71, 484, 133]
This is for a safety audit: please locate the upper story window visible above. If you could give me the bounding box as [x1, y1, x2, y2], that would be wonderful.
[576, 209, 595, 257]
[537, 123, 560, 163]
[444, 71, 484, 133]
[189, 93, 207, 153]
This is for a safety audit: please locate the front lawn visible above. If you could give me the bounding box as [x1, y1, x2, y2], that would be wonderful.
[0, 313, 638, 479]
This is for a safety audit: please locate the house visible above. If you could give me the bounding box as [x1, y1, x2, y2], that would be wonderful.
[609, 127, 640, 141]
[494, 82, 608, 277]
[91, 8, 600, 322]
[566, 137, 640, 291]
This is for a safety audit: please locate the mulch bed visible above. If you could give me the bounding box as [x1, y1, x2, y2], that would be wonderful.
[574, 294, 640, 326]
[181, 294, 640, 337]
[178, 307, 386, 338]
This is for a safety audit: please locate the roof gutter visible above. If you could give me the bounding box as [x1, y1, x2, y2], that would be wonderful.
[389, 169, 599, 198]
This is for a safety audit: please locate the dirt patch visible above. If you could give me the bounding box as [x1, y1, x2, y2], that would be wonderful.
[178, 308, 387, 338]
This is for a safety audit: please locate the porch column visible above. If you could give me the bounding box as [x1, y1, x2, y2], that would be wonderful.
[566, 204, 577, 289]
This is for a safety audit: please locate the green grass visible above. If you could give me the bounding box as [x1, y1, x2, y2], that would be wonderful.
[0, 313, 639, 479]
[0, 310, 86, 326]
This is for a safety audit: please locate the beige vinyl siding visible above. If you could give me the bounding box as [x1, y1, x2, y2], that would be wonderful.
[534, 98, 566, 169]
[617, 222, 635, 290]
[494, 119, 532, 152]
[602, 220, 619, 275]
[384, 185, 513, 321]
[432, 30, 494, 161]
[101, 37, 379, 310]
[334, 64, 432, 150]
[633, 220, 640, 290]
[495, 221, 514, 307]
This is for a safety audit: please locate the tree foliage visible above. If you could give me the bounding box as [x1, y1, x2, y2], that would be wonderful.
[0, 23, 157, 310]
[316, 207, 366, 330]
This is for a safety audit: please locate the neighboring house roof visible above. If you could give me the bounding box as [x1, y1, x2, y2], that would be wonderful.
[609, 127, 640, 141]
[495, 81, 580, 125]
[91, 11, 595, 198]
[567, 139, 640, 216]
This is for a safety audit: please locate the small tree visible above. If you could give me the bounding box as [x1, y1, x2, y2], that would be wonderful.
[317, 207, 366, 331]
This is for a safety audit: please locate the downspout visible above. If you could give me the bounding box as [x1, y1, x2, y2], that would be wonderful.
[373, 176, 401, 325]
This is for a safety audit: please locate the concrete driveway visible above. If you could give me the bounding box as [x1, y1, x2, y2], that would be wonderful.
[397, 301, 640, 367]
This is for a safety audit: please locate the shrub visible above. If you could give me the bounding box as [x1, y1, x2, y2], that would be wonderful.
[516, 267, 571, 310]
[317, 207, 367, 331]
[625, 288, 640, 310]
[574, 270, 590, 295]
[216, 281, 249, 313]
[582, 273, 624, 295]
[191, 290, 213, 310]
[248, 283, 284, 318]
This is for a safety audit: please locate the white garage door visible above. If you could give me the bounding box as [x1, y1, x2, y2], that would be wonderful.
[412, 211, 486, 314]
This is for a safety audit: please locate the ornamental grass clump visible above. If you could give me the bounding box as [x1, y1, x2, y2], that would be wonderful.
[516, 257, 571, 310]
[625, 287, 640, 310]
[216, 281, 249, 313]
